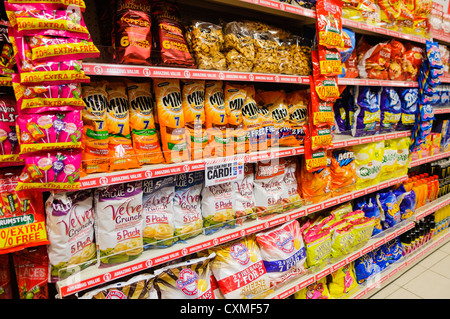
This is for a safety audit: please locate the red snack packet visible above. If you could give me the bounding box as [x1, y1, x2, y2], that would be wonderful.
[388, 39, 406, 81]
[311, 51, 340, 102]
[357, 37, 391, 80]
[318, 45, 342, 76]
[403, 42, 423, 81]
[12, 245, 49, 299]
[343, 49, 358, 78]
[316, 0, 345, 50]
[309, 77, 335, 127]
[0, 254, 12, 299]
[303, 124, 328, 172]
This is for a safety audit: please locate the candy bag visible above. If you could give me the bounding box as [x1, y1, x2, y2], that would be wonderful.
[173, 172, 204, 242]
[376, 190, 400, 229]
[94, 181, 144, 267]
[233, 163, 256, 225]
[0, 94, 20, 167]
[294, 277, 330, 299]
[182, 79, 207, 160]
[16, 149, 82, 191]
[380, 87, 401, 133]
[330, 147, 356, 196]
[328, 263, 358, 298]
[350, 86, 380, 137]
[153, 78, 189, 163]
[154, 253, 216, 299]
[209, 235, 273, 299]
[142, 176, 176, 249]
[201, 182, 236, 235]
[81, 81, 109, 174]
[127, 80, 164, 165]
[45, 190, 96, 282]
[256, 220, 307, 287]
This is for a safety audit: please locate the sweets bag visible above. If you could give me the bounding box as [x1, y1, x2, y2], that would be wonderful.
[209, 235, 272, 299]
[45, 190, 96, 282]
[0, 93, 20, 167]
[142, 176, 176, 249]
[94, 181, 144, 267]
[256, 220, 307, 287]
[154, 253, 216, 299]
[173, 172, 204, 241]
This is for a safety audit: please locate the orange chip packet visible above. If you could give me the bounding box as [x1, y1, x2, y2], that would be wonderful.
[329, 147, 356, 196]
[224, 83, 247, 154]
[127, 80, 164, 166]
[241, 92, 261, 153]
[153, 78, 189, 164]
[301, 153, 332, 204]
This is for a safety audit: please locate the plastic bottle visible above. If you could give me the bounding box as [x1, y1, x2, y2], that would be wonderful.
[401, 233, 411, 255]
[413, 182, 423, 209]
[420, 181, 428, 207]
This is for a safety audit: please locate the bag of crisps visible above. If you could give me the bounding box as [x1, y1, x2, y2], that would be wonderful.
[233, 163, 256, 225]
[241, 92, 261, 153]
[201, 182, 236, 235]
[357, 37, 391, 80]
[182, 80, 207, 160]
[283, 157, 302, 210]
[316, 0, 345, 50]
[154, 252, 216, 299]
[330, 147, 356, 196]
[301, 154, 332, 204]
[209, 235, 273, 299]
[256, 105, 273, 151]
[255, 220, 307, 287]
[153, 78, 189, 163]
[294, 277, 330, 299]
[380, 139, 398, 181]
[127, 80, 164, 166]
[328, 263, 359, 298]
[303, 226, 332, 268]
[224, 83, 247, 154]
[286, 90, 308, 146]
[354, 142, 383, 190]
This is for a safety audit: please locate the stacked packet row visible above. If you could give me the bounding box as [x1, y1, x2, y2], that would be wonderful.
[4, 0, 100, 191]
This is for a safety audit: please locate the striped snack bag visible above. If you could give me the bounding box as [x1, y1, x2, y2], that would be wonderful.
[153, 78, 189, 164]
[126, 80, 164, 166]
[81, 81, 109, 175]
[106, 80, 140, 172]
[181, 80, 208, 161]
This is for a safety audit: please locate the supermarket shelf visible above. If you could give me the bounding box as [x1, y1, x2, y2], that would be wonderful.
[338, 78, 418, 87]
[56, 175, 407, 297]
[409, 151, 450, 167]
[433, 31, 450, 45]
[79, 131, 411, 189]
[268, 190, 450, 299]
[352, 228, 450, 299]
[434, 107, 450, 114]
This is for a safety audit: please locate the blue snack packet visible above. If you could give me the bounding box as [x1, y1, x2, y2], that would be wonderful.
[372, 246, 389, 271]
[384, 238, 403, 264]
[338, 27, 355, 78]
[356, 195, 383, 235]
[380, 87, 401, 133]
[397, 88, 418, 131]
[354, 253, 374, 284]
[376, 190, 401, 229]
[426, 40, 443, 70]
[333, 86, 352, 135]
[351, 86, 381, 137]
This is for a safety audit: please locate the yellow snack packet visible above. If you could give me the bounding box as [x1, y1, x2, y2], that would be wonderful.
[328, 263, 359, 299]
[294, 277, 330, 299]
[380, 139, 398, 182]
[354, 142, 383, 190]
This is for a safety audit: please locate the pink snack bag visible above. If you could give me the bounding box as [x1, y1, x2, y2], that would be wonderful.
[0, 94, 22, 167]
[16, 149, 82, 191]
[5, 0, 86, 12]
[16, 110, 82, 155]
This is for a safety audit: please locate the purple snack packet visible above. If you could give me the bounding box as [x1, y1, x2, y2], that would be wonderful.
[350, 86, 380, 137]
[380, 88, 401, 133]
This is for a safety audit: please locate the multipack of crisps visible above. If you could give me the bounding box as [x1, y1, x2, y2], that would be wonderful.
[224, 83, 247, 154]
[316, 0, 345, 50]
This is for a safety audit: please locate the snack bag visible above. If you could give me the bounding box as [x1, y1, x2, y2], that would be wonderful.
[251, 31, 281, 74]
[173, 172, 204, 242]
[142, 176, 176, 249]
[316, 0, 345, 50]
[330, 147, 356, 196]
[354, 253, 374, 284]
[16, 150, 82, 191]
[233, 163, 256, 225]
[204, 80, 230, 158]
[394, 185, 415, 220]
[388, 40, 406, 81]
[310, 55, 341, 102]
[397, 88, 418, 131]
[201, 182, 236, 235]
[209, 235, 273, 299]
[331, 202, 353, 220]
[350, 216, 375, 247]
[357, 37, 391, 80]
[112, 0, 152, 65]
[81, 81, 109, 175]
[286, 90, 308, 146]
[257, 105, 273, 151]
[303, 226, 332, 268]
[0, 255, 12, 299]
[328, 263, 358, 298]
[17, 111, 83, 155]
[254, 159, 289, 218]
[318, 45, 342, 76]
[182, 79, 207, 160]
[0, 94, 20, 167]
[384, 238, 403, 263]
[127, 80, 164, 165]
[301, 154, 332, 204]
[329, 220, 354, 258]
[241, 93, 261, 153]
[45, 190, 96, 282]
[80, 274, 157, 299]
[224, 83, 247, 154]
[350, 86, 380, 137]
[376, 190, 400, 229]
[333, 86, 352, 135]
[154, 253, 216, 299]
[380, 139, 398, 181]
[380, 87, 401, 133]
[189, 21, 226, 70]
[294, 277, 330, 299]
[354, 142, 383, 190]
[283, 157, 302, 210]
[153, 78, 189, 163]
[94, 181, 144, 267]
[256, 220, 307, 287]
[12, 246, 49, 299]
[372, 245, 389, 271]
[403, 43, 423, 82]
[355, 196, 383, 235]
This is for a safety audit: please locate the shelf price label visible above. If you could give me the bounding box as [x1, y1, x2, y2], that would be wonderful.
[204, 157, 244, 186]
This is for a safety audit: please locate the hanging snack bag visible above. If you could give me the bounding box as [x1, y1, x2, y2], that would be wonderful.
[127, 80, 164, 165]
[397, 88, 418, 131]
[301, 150, 332, 204]
[153, 78, 189, 163]
[224, 82, 247, 154]
[0, 255, 12, 299]
[81, 81, 109, 175]
[112, 0, 152, 65]
[354, 142, 383, 190]
[380, 87, 401, 133]
[286, 90, 308, 146]
[223, 21, 255, 72]
[316, 0, 345, 50]
[106, 80, 140, 171]
[94, 181, 144, 267]
[0, 94, 20, 167]
[80, 273, 157, 299]
[209, 235, 273, 299]
[204, 80, 230, 158]
[328, 263, 359, 298]
[45, 190, 96, 282]
[142, 176, 176, 249]
[182, 79, 207, 160]
[330, 147, 356, 196]
[151, 1, 195, 68]
[154, 252, 216, 299]
[311, 53, 341, 102]
[173, 172, 204, 242]
[256, 220, 307, 287]
[201, 182, 236, 235]
[350, 86, 381, 137]
[318, 45, 342, 76]
[233, 163, 256, 225]
[254, 159, 289, 218]
[12, 246, 49, 299]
